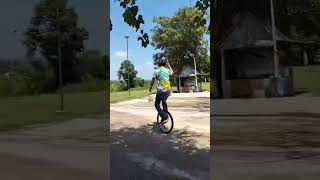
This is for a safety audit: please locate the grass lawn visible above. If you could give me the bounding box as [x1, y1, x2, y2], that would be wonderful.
[0, 91, 107, 131]
[293, 66, 320, 96]
[201, 82, 210, 92]
[110, 89, 151, 103]
[110, 82, 211, 103]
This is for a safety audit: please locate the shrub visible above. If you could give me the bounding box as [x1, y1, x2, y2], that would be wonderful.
[0, 76, 11, 97]
[110, 81, 127, 92]
[63, 75, 107, 93]
[135, 77, 145, 87]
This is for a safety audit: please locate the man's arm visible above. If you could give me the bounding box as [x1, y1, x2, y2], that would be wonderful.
[166, 60, 174, 75]
[149, 77, 155, 92]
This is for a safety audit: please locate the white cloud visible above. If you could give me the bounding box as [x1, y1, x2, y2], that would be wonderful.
[146, 61, 153, 65]
[114, 51, 127, 59]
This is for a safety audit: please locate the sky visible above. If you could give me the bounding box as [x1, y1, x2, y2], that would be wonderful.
[110, 0, 208, 80]
[0, 0, 108, 60]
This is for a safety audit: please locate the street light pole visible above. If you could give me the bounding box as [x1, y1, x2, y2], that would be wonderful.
[270, 0, 279, 78]
[192, 54, 198, 87]
[125, 36, 130, 96]
[57, 8, 64, 112]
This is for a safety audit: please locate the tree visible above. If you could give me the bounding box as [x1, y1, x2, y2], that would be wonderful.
[134, 77, 145, 87]
[151, 7, 209, 75]
[197, 47, 210, 74]
[79, 50, 108, 80]
[24, 0, 88, 87]
[114, 0, 210, 47]
[117, 60, 138, 88]
[28, 58, 56, 93]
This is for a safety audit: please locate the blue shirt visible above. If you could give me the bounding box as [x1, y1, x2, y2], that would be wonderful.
[153, 66, 173, 92]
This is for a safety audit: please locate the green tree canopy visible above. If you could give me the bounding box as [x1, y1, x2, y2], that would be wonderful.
[114, 0, 210, 47]
[117, 60, 138, 88]
[24, 0, 88, 87]
[151, 7, 209, 74]
[79, 50, 109, 80]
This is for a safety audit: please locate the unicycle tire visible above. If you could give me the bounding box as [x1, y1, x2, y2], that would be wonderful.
[157, 110, 174, 134]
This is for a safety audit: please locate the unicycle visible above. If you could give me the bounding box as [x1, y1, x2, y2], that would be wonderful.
[157, 110, 174, 133]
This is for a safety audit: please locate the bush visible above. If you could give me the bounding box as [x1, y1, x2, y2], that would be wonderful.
[63, 75, 107, 93]
[110, 79, 151, 92]
[0, 62, 59, 97]
[0, 76, 11, 97]
[135, 77, 145, 87]
[110, 81, 127, 92]
[78, 50, 108, 81]
[11, 64, 56, 96]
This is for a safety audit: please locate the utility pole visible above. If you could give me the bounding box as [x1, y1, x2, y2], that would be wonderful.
[270, 0, 279, 78]
[125, 36, 130, 96]
[57, 8, 64, 112]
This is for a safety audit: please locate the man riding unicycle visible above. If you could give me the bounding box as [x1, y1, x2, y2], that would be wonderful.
[149, 58, 174, 124]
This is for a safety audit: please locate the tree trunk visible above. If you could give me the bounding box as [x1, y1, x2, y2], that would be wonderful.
[177, 77, 181, 93]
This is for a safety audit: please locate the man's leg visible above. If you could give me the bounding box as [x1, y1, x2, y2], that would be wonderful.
[155, 92, 166, 119]
[158, 91, 170, 124]
[162, 91, 170, 112]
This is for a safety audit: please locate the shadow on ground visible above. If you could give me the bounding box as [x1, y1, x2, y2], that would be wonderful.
[110, 123, 209, 180]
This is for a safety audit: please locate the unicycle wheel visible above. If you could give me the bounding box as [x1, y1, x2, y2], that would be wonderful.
[157, 110, 174, 133]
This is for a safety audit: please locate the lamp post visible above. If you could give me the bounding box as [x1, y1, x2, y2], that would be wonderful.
[270, 0, 279, 78]
[125, 36, 130, 96]
[190, 53, 200, 92]
[56, 8, 64, 112]
[191, 53, 198, 88]
[185, 53, 200, 92]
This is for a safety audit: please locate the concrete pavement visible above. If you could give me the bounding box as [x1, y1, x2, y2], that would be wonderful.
[212, 97, 320, 116]
[0, 116, 109, 180]
[110, 92, 210, 180]
[211, 97, 320, 180]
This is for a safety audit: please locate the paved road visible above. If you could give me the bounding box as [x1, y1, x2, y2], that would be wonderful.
[211, 98, 320, 180]
[110, 92, 210, 180]
[0, 116, 109, 180]
[213, 96, 320, 115]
